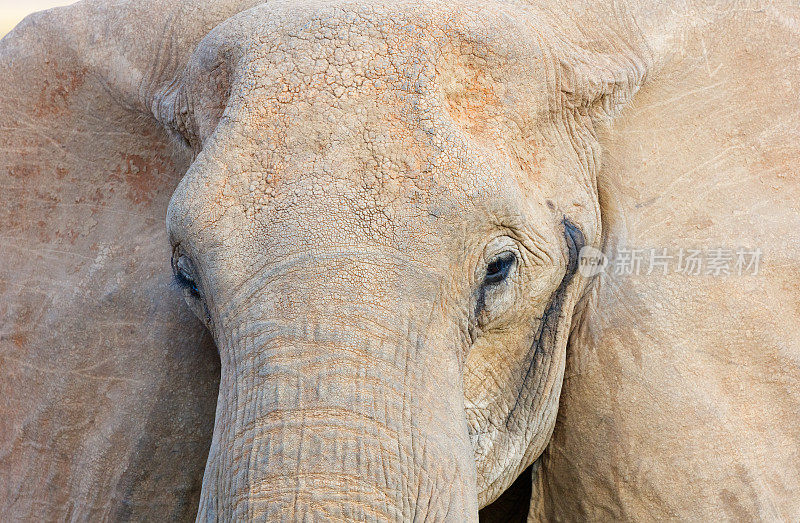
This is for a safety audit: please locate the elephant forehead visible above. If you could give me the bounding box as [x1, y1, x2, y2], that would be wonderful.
[181, 2, 557, 207]
[166, 0, 590, 257]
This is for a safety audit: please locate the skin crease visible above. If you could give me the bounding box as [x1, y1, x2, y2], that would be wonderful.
[1, 0, 798, 521]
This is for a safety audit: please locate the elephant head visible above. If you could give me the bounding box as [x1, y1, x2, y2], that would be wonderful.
[0, 0, 646, 519]
[160, 2, 648, 518]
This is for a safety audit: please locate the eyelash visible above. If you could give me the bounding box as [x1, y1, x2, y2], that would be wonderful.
[484, 252, 517, 285]
[173, 270, 201, 298]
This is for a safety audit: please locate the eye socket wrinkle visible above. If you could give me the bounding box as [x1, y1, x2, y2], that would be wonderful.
[504, 217, 585, 427]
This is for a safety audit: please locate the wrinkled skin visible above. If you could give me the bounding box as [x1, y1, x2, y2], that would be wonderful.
[163, 2, 613, 518]
[1, 0, 799, 520]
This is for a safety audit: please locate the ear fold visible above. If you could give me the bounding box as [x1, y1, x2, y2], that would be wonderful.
[559, 48, 648, 120]
[543, 0, 651, 120]
[0, 1, 253, 519]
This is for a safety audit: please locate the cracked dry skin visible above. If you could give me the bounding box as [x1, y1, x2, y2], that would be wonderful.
[1, 0, 799, 521]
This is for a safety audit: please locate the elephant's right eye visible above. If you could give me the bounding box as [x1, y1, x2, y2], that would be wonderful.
[173, 255, 202, 299]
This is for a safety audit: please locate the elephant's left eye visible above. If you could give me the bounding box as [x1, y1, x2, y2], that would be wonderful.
[484, 252, 516, 285]
[173, 255, 202, 298]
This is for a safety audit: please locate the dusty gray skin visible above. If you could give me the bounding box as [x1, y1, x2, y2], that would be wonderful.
[2, 0, 799, 520]
[161, 3, 614, 518]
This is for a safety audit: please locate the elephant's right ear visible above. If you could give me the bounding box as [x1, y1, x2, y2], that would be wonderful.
[0, 1, 253, 519]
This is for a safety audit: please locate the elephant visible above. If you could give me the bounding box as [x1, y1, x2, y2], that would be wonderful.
[1, 0, 798, 520]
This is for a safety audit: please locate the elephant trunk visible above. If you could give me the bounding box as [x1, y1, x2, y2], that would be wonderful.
[197, 309, 478, 520]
